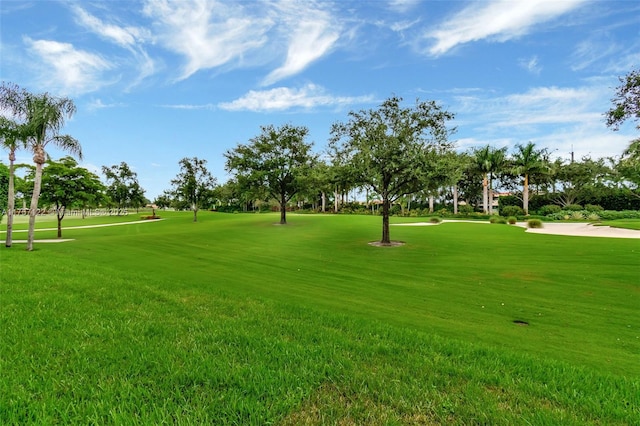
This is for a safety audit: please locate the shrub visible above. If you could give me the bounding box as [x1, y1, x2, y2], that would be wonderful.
[429, 217, 441, 224]
[507, 216, 517, 224]
[538, 204, 561, 216]
[587, 213, 601, 221]
[584, 204, 604, 212]
[437, 208, 450, 217]
[565, 204, 584, 211]
[489, 216, 507, 224]
[141, 215, 160, 220]
[458, 204, 475, 214]
[527, 219, 543, 228]
[501, 205, 524, 217]
[570, 211, 584, 220]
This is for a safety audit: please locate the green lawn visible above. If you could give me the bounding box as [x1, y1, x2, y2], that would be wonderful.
[599, 219, 640, 230]
[1, 212, 638, 424]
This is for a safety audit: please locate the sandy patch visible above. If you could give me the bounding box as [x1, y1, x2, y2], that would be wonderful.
[392, 219, 640, 239]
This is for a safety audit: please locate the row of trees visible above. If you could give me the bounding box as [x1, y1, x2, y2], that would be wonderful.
[2, 68, 639, 246]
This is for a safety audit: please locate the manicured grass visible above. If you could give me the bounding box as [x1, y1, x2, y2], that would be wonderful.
[1, 212, 638, 424]
[598, 219, 640, 230]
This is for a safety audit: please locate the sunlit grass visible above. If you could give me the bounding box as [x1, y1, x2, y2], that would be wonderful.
[1, 211, 638, 424]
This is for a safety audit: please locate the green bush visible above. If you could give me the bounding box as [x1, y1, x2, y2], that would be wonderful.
[570, 211, 584, 220]
[538, 204, 561, 216]
[507, 216, 517, 224]
[501, 205, 524, 217]
[489, 216, 507, 224]
[458, 204, 475, 214]
[565, 204, 584, 211]
[429, 216, 441, 224]
[584, 204, 604, 212]
[587, 213, 601, 221]
[527, 219, 543, 228]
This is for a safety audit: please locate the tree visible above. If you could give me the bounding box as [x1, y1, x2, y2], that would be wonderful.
[7, 89, 82, 251]
[0, 116, 28, 247]
[169, 157, 217, 222]
[616, 138, 640, 190]
[102, 162, 145, 214]
[224, 124, 316, 225]
[606, 68, 640, 131]
[0, 162, 8, 224]
[40, 157, 106, 238]
[510, 142, 549, 215]
[472, 145, 508, 214]
[330, 96, 455, 245]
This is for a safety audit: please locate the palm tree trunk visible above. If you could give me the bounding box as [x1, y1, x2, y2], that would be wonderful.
[482, 174, 488, 214]
[523, 174, 529, 215]
[5, 150, 16, 247]
[192, 203, 198, 222]
[453, 185, 458, 215]
[321, 191, 326, 212]
[429, 195, 434, 213]
[27, 157, 45, 251]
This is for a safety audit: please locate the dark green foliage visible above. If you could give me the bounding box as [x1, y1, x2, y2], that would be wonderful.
[507, 216, 517, 224]
[537, 204, 562, 215]
[565, 204, 584, 211]
[500, 205, 524, 217]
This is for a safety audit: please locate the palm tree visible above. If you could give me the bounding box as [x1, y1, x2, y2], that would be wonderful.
[511, 142, 548, 215]
[0, 117, 28, 247]
[23, 92, 82, 251]
[473, 146, 491, 213]
[487, 147, 507, 215]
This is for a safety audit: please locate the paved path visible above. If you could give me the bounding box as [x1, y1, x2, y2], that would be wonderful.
[2, 219, 163, 243]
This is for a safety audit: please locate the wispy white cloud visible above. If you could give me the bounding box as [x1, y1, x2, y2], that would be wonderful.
[24, 37, 113, 95]
[72, 6, 151, 48]
[142, 0, 272, 81]
[449, 82, 633, 158]
[72, 6, 156, 87]
[218, 84, 373, 112]
[86, 98, 126, 111]
[425, 0, 586, 56]
[261, 2, 341, 86]
[159, 103, 217, 110]
[519, 55, 542, 75]
[388, 0, 421, 14]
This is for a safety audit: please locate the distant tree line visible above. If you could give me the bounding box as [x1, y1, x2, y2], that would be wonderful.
[2, 68, 639, 246]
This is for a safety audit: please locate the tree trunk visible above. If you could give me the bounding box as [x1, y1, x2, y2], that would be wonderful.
[192, 203, 198, 222]
[482, 174, 488, 214]
[5, 150, 15, 247]
[56, 202, 64, 238]
[381, 195, 390, 244]
[321, 191, 326, 212]
[334, 188, 339, 213]
[523, 174, 529, 215]
[27, 150, 46, 251]
[429, 196, 434, 213]
[453, 185, 458, 215]
[488, 174, 494, 215]
[280, 194, 287, 224]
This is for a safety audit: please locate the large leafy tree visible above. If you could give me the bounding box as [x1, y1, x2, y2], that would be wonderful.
[224, 124, 316, 225]
[169, 157, 217, 222]
[606, 68, 640, 131]
[329, 96, 455, 245]
[102, 162, 145, 214]
[510, 142, 549, 215]
[40, 157, 106, 238]
[616, 138, 640, 190]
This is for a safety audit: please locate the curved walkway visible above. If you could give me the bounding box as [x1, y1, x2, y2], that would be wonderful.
[2, 219, 163, 243]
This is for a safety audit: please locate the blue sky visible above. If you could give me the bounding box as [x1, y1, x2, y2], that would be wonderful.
[1, 0, 639, 200]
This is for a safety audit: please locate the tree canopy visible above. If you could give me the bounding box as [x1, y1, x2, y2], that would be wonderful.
[102, 162, 146, 213]
[606, 68, 640, 131]
[169, 157, 217, 222]
[329, 96, 455, 244]
[225, 124, 316, 225]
